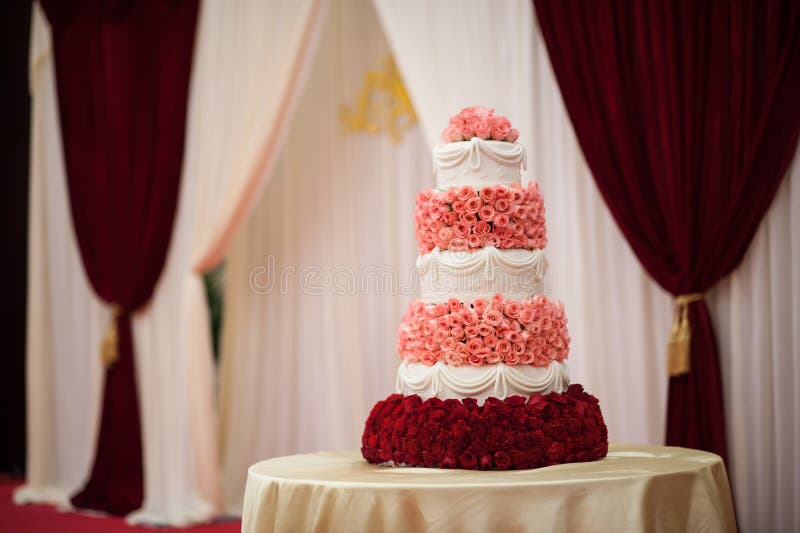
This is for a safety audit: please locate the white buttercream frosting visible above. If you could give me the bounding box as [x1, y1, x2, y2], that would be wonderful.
[433, 138, 527, 190]
[417, 246, 547, 303]
[396, 360, 569, 403]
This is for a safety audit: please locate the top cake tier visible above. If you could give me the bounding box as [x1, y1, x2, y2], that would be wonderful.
[433, 138, 527, 190]
[435, 106, 525, 190]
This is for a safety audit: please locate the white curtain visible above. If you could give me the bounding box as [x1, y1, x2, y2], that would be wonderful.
[15, 3, 107, 508]
[218, 0, 431, 512]
[19, 0, 327, 526]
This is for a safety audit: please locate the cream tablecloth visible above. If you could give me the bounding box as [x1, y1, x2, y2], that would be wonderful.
[241, 444, 736, 532]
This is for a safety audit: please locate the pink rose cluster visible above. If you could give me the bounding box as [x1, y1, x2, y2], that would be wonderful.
[397, 294, 570, 367]
[414, 183, 547, 255]
[441, 106, 520, 143]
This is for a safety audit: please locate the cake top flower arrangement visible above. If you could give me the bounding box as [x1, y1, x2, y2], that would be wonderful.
[441, 106, 520, 143]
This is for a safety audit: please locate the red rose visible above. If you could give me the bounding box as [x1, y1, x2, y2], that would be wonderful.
[494, 451, 511, 470]
[479, 454, 493, 470]
[459, 450, 477, 469]
[547, 442, 566, 462]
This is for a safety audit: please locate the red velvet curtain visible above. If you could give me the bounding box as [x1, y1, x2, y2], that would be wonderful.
[41, 0, 199, 515]
[534, 0, 800, 462]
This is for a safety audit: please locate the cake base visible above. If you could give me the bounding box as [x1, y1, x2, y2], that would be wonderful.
[362, 384, 608, 470]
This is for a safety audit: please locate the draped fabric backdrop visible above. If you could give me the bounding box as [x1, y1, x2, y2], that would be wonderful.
[534, 0, 800, 464]
[39, 0, 199, 515]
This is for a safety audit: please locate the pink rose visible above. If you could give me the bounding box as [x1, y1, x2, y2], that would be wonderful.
[453, 221, 471, 238]
[473, 121, 491, 140]
[433, 303, 448, 316]
[473, 298, 488, 315]
[494, 214, 511, 227]
[483, 334, 498, 349]
[422, 351, 437, 365]
[495, 339, 511, 354]
[444, 350, 464, 366]
[466, 338, 484, 354]
[505, 353, 521, 365]
[460, 125, 475, 140]
[483, 234, 500, 248]
[433, 328, 448, 344]
[450, 325, 465, 339]
[467, 234, 483, 248]
[441, 337, 457, 351]
[495, 198, 511, 213]
[465, 197, 482, 213]
[437, 227, 454, 243]
[448, 238, 468, 251]
[451, 200, 466, 214]
[459, 212, 477, 225]
[461, 308, 477, 325]
[505, 128, 519, 142]
[464, 325, 479, 338]
[478, 205, 495, 222]
[494, 185, 510, 199]
[504, 301, 521, 318]
[467, 353, 484, 367]
[490, 117, 512, 141]
[483, 309, 504, 327]
[441, 211, 456, 225]
[474, 221, 491, 235]
[441, 124, 463, 143]
[447, 298, 462, 312]
[483, 350, 501, 364]
[476, 321, 494, 337]
[457, 186, 477, 201]
[479, 187, 496, 203]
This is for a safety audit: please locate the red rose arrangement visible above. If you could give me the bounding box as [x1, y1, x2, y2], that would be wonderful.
[397, 295, 569, 367]
[362, 384, 608, 469]
[441, 106, 520, 143]
[415, 183, 547, 255]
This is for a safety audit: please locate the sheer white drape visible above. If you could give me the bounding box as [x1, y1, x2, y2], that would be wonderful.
[218, 0, 430, 512]
[713, 157, 800, 533]
[15, 3, 107, 507]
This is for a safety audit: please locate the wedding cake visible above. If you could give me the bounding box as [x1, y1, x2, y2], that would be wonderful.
[362, 107, 608, 470]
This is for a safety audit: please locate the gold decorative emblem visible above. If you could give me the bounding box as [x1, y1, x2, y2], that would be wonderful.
[340, 55, 418, 143]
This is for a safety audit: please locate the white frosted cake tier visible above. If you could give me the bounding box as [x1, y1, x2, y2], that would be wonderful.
[433, 137, 527, 190]
[417, 246, 547, 303]
[396, 360, 569, 403]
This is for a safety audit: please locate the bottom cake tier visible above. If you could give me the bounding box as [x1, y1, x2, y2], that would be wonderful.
[362, 384, 608, 470]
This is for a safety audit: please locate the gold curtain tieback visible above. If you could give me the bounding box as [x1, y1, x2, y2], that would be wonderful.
[101, 303, 123, 368]
[666, 293, 704, 377]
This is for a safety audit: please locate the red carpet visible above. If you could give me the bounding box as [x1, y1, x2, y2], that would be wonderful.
[0, 479, 240, 532]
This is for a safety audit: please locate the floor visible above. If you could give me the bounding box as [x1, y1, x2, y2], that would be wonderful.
[0, 479, 241, 532]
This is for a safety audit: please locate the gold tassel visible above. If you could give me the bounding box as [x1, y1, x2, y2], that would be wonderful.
[666, 293, 704, 377]
[101, 304, 123, 368]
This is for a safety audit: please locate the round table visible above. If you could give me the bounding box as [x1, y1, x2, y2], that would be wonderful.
[241, 444, 736, 532]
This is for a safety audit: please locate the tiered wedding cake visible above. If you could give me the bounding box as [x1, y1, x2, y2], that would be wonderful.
[362, 107, 608, 470]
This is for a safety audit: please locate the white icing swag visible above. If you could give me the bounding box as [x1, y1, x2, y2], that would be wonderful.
[396, 360, 570, 403]
[433, 138, 527, 174]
